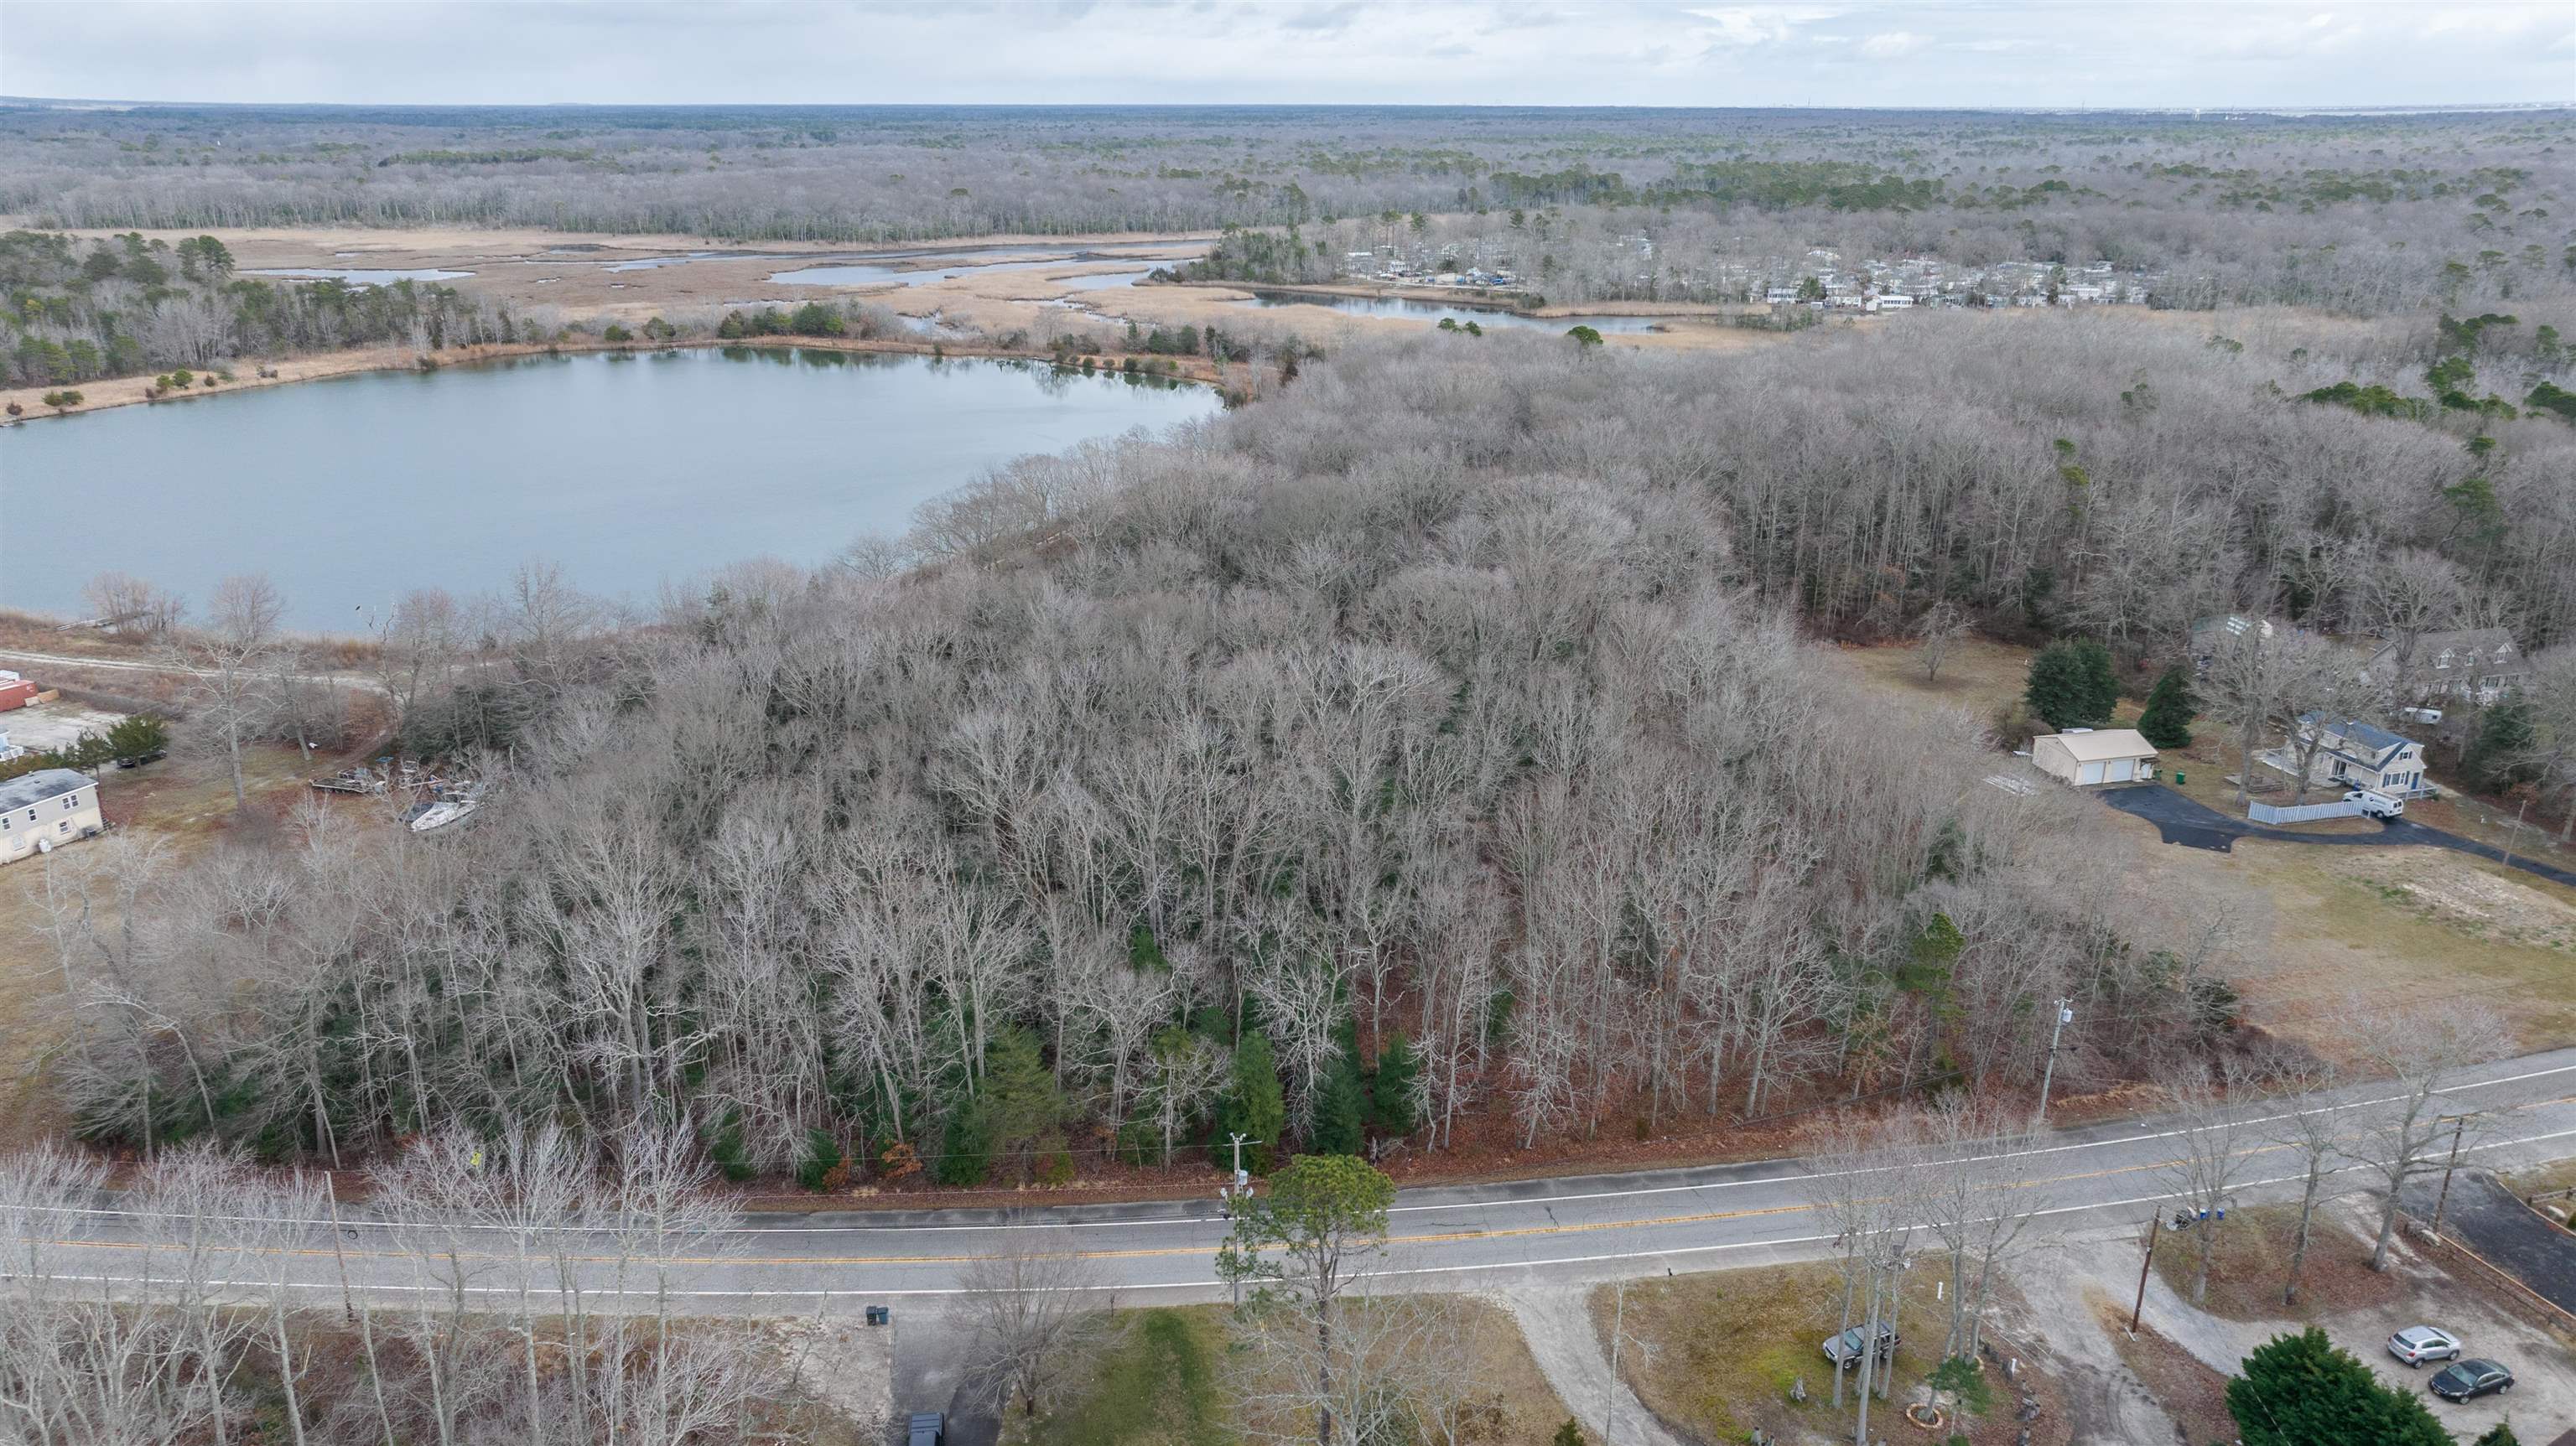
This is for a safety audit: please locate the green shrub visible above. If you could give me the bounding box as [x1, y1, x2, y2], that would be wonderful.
[796, 1129, 844, 1192]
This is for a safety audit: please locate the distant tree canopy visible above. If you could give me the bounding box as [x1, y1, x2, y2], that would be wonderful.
[3, 229, 524, 386]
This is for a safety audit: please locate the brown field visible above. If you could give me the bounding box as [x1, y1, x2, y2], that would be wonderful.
[1010, 1298, 1572, 1446]
[1828, 635, 2576, 1060]
[1597, 1260, 2069, 1446]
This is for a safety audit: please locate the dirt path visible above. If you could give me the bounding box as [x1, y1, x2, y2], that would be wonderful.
[2007, 1233, 2186, 1445]
[1496, 1286, 1689, 1446]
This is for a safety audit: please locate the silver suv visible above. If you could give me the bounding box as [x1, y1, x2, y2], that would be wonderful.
[1822, 1324, 1898, 1370]
[2387, 1325, 2460, 1367]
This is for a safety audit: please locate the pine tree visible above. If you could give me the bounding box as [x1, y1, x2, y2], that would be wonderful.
[2137, 667, 2198, 749]
[2460, 699, 2537, 794]
[1372, 1035, 1421, 1138]
[1309, 1053, 1368, 1156]
[2471, 1424, 2521, 1446]
[2227, 1328, 2449, 1446]
[1213, 1033, 1285, 1175]
[2024, 638, 2120, 731]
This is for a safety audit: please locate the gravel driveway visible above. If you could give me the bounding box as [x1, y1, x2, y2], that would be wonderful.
[2100, 785, 2576, 889]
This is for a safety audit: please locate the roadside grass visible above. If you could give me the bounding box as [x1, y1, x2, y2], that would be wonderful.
[1013, 1299, 1573, 1446]
[1010, 1307, 1236, 1446]
[2505, 1159, 2576, 1198]
[2148, 1203, 2405, 1324]
[1593, 1259, 2050, 1444]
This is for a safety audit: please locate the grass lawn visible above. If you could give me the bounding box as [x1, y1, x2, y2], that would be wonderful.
[1594, 1259, 2059, 1446]
[1010, 1307, 1236, 1446]
[1011, 1300, 1572, 1446]
[1833, 634, 2040, 726]
[1834, 636, 2576, 1057]
[2148, 1203, 2405, 1324]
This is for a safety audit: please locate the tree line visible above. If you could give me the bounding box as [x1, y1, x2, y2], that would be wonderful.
[3, 230, 530, 386]
[38, 324, 2361, 1188]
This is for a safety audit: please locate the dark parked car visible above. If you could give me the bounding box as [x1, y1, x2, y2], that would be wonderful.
[906, 1412, 945, 1446]
[2428, 1358, 2512, 1402]
[1821, 1323, 1898, 1371]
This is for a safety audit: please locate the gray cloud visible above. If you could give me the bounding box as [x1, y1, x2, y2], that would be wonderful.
[2, 0, 2568, 107]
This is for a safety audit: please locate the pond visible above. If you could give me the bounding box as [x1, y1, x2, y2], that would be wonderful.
[1230, 292, 1668, 334]
[242, 267, 478, 285]
[1, 349, 1217, 633]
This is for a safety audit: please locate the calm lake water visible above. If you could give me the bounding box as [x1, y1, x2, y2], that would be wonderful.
[1234, 292, 1666, 334]
[243, 267, 477, 285]
[1, 349, 1216, 632]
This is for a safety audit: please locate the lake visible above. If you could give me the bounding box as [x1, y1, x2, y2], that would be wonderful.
[1, 349, 1217, 633]
[1232, 292, 1667, 334]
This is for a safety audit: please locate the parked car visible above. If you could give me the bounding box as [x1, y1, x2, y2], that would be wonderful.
[2345, 789, 2405, 819]
[906, 1412, 945, 1446]
[1821, 1324, 1898, 1371]
[2428, 1358, 2512, 1402]
[2387, 1325, 2461, 1367]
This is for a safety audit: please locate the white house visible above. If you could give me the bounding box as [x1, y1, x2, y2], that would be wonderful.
[2033, 728, 2159, 787]
[0, 769, 105, 864]
[2361, 628, 2529, 707]
[2292, 715, 2428, 797]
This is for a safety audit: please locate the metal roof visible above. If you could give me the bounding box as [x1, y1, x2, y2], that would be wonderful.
[0, 769, 92, 812]
[2298, 714, 2412, 759]
[2039, 728, 2158, 762]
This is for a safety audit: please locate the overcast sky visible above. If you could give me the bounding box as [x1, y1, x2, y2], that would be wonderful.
[5, 2, 2571, 111]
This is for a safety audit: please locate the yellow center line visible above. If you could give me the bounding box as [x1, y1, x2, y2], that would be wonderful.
[43, 1093, 2575, 1268]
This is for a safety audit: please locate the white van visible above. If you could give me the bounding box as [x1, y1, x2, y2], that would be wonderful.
[2345, 790, 2405, 819]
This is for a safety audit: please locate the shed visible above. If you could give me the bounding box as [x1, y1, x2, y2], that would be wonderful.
[2032, 728, 2158, 788]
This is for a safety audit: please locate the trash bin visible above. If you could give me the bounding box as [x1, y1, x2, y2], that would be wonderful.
[2174, 771, 2184, 785]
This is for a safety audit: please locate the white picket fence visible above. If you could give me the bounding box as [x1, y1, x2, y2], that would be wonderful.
[2249, 798, 2362, 825]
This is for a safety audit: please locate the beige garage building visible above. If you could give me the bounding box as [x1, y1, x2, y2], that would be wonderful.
[2032, 728, 2158, 787]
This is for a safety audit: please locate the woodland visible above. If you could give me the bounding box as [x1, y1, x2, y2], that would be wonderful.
[32, 293, 2576, 1188]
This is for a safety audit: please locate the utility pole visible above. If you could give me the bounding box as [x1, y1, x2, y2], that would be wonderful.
[2035, 998, 2075, 1130]
[2130, 1212, 2158, 1334]
[324, 1171, 356, 1324]
[1605, 1278, 1627, 1445]
[1219, 1133, 1259, 1308]
[2503, 795, 2532, 870]
[2428, 1114, 2470, 1240]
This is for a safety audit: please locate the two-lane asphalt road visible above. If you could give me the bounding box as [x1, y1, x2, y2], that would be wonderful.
[31, 1048, 2576, 1311]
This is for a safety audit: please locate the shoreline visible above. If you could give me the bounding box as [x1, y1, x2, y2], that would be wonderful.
[0, 331, 1223, 428]
[1205, 278, 1766, 320]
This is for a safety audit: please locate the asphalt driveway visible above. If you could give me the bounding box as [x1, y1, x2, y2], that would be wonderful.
[2099, 785, 2576, 889]
[2402, 1170, 2576, 1319]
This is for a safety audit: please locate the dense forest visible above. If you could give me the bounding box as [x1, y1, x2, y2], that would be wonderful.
[1, 228, 524, 385]
[37, 297, 2573, 1185]
[4, 104, 2569, 313]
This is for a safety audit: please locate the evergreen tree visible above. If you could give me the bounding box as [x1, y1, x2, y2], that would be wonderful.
[2471, 1424, 2521, 1446]
[2023, 638, 2120, 731]
[1371, 1035, 1421, 1138]
[2460, 698, 2537, 794]
[979, 1026, 1069, 1181]
[1213, 1032, 1286, 1175]
[1309, 1052, 1368, 1156]
[2137, 667, 2198, 749]
[2227, 1328, 2449, 1446]
[936, 1102, 992, 1187]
